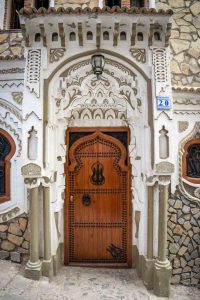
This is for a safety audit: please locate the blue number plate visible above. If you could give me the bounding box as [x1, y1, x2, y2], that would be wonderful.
[156, 97, 170, 110]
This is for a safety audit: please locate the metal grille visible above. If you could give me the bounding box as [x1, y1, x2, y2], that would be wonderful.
[187, 144, 200, 178]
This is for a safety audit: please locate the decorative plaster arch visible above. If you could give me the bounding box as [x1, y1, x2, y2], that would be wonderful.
[44, 49, 154, 167]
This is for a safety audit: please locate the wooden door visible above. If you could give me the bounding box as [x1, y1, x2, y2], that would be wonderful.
[65, 128, 132, 267]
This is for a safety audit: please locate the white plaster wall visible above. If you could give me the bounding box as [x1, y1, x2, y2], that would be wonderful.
[0, 0, 5, 30]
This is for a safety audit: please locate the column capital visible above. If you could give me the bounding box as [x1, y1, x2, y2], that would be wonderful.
[158, 175, 171, 186]
[24, 177, 41, 189]
[146, 175, 158, 186]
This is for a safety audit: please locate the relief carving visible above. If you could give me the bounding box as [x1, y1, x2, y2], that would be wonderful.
[130, 48, 146, 63]
[50, 48, 66, 63]
[178, 121, 189, 133]
[155, 162, 175, 174]
[11, 92, 23, 104]
[21, 163, 41, 176]
[0, 207, 20, 223]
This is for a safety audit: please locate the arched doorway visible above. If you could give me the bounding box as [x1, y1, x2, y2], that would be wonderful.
[65, 128, 132, 266]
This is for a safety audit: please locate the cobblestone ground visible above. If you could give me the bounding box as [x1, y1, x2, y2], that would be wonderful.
[0, 260, 199, 300]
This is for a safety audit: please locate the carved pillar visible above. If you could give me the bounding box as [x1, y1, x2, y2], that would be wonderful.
[154, 176, 171, 297]
[25, 185, 42, 280]
[42, 186, 53, 278]
[143, 179, 155, 290]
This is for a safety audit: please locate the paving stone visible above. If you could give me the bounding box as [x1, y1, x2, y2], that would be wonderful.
[0, 225, 8, 232]
[10, 252, 21, 263]
[174, 200, 183, 209]
[8, 223, 22, 236]
[183, 221, 192, 231]
[173, 258, 181, 268]
[18, 218, 27, 232]
[195, 258, 200, 266]
[169, 243, 179, 254]
[1, 240, 15, 251]
[183, 266, 191, 273]
[183, 236, 190, 247]
[191, 250, 198, 259]
[178, 246, 187, 256]
[0, 232, 7, 239]
[173, 268, 182, 274]
[0, 250, 9, 259]
[23, 230, 30, 242]
[180, 257, 187, 268]
[171, 274, 180, 284]
[182, 205, 190, 214]
[193, 234, 200, 244]
[7, 234, 23, 246]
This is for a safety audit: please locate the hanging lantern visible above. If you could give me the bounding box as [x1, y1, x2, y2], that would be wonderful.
[91, 54, 105, 79]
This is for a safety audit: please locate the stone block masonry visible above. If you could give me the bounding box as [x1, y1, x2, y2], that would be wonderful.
[0, 214, 30, 263]
[167, 189, 200, 287]
[0, 31, 24, 59]
[156, 0, 200, 88]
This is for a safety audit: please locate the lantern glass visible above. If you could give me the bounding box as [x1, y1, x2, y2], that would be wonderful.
[91, 54, 105, 78]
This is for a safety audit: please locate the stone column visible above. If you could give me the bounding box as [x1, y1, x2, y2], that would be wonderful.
[25, 186, 42, 280]
[143, 182, 155, 290]
[154, 176, 172, 297]
[42, 186, 53, 278]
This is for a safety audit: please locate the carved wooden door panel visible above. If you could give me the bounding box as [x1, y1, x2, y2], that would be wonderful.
[65, 129, 132, 267]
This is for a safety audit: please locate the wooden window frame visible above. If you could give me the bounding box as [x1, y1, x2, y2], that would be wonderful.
[0, 128, 16, 204]
[182, 139, 200, 184]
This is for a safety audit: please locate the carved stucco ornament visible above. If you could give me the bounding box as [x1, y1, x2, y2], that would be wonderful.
[50, 48, 66, 63]
[0, 207, 20, 223]
[21, 163, 41, 177]
[130, 48, 146, 63]
[155, 162, 175, 174]
[178, 121, 189, 133]
[11, 92, 23, 104]
[194, 188, 200, 199]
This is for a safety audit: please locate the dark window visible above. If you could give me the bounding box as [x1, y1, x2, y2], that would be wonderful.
[52, 32, 58, 41]
[105, 0, 121, 7]
[0, 129, 15, 203]
[35, 0, 49, 9]
[10, 0, 24, 29]
[187, 144, 200, 178]
[0, 135, 11, 196]
[130, 0, 144, 7]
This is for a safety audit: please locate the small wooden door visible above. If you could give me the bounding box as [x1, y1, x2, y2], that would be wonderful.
[65, 128, 132, 267]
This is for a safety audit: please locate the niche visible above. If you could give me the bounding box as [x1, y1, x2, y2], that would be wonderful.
[120, 31, 126, 41]
[87, 31, 93, 40]
[69, 32, 76, 41]
[35, 33, 41, 42]
[52, 32, 58, 41]
[154, 31, 161, 41]
[159, 126, 169, 159]
[103, 31, 109, 40]
[28, 127, 38, 160]
[137, 32, 143, 41]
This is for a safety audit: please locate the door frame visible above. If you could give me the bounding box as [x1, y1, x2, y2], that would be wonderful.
[64, 127, 132, 266]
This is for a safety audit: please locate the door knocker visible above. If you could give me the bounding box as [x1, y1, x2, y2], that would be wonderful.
[90, 161, 105, 185]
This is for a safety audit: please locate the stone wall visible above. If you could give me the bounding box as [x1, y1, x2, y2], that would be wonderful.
[156, 0, 200, 88]
[0, 31, 24, 59]
[167, 189, 200, 287]
[0, 214, 30, 263]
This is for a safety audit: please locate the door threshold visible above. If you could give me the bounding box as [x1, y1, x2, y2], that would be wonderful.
[68, 262, 130, 268]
